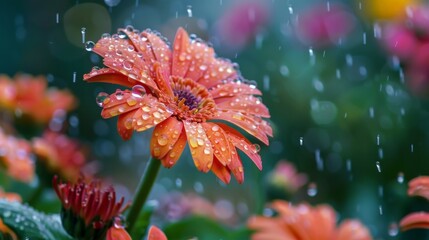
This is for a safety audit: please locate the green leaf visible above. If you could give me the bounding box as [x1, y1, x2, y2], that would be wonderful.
[163, 216, 251, 240]
[0, 200, 72, 240]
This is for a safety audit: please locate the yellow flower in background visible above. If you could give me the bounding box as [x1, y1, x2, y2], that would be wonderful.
[361, 0, 418, 21]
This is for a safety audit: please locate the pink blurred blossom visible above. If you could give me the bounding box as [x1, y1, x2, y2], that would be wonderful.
[215, 1, 269, 50]
[267, 160, 308, 194]
[295, 3, 356, 48]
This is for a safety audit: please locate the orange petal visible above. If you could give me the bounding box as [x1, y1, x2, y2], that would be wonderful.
[117, 111, 135, 140]
[211, 158, 231, 184]
[213, 111, 270, 145]
[153, 62, 173, 98]
[217, 123, 262, 170]
[172, 27, 191, 78]
[131, 95, 173, 132]
[100, 90, 144, 119]
[201, 122, 231, 166]
[84, 68, 134, 88]
[196, 58, 237, 88]
[150, 117, 183, 159]
[400, 212, 429, 231]
[183, 121, 213, 172]
[226, 140, 244, 183]
[210, 82, 262, 99]
[161, 130, 187, 168]
[335, 220, 372, 240]
[106, 226, 132, 240]
[92, 33, 159, 90]
[148, 225, 168, 240]
[142, 30, 172, 74]
[183, 38, 216, 81]
[408, 176, 429, 200]
[216, 95, 270, 118]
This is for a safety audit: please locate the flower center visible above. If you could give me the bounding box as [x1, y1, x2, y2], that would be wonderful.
[167, 77, 216, 122]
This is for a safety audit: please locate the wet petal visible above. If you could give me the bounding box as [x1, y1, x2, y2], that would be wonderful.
[106, 226, 132, 240]
[153, 62, 173, 97]
[151, 117, 183, 159]
[226, 140, 244, 183]
[217, 123, 262, 170]
[248, 216, 296, 240]
[213, 111, 270, 145]
[210, 82, 262, 99]
[335, 220, 372, 240]
[117, 111, 135, 140]
[211, 158, 231, 184]
[148, 226, 167, 240]
[142, 30, 172, 74]
[92, 34, 159, 90]
[161, 130, 187, 168]
[132, 95, 173, 132]
[100, 90, 144, 119]
[400, 212, 429, 231]
[408, 176, 429, 200]
[172, 27, 191, 78]
[202, 122, 231, 166]
[197, 58, 237, 88]
[183, 39, 215, 81]
[216, 95, 270, 118]
[183, 121, 213, 172]
[84, 68, 134, 88]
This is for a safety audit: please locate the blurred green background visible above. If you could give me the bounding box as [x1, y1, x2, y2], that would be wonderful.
[2, 0, 429, 239]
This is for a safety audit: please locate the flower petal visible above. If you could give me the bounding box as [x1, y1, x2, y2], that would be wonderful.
[400, 212, 429, 231]
[153, 62, 174, 98]
[213, 111, 270, 145]
[226, 140, 244, 183]
[216, 95, 270, 118]
[335, 220, 372, 240]
[151, 117, 183, 159]
[148, 225, 167, 240]
[183, 39, 216, 81]
[408, 176, 429, 200]
[211, 158, 231, 184]
[106, 226, 132, 240]
[92, 34, 159, 90]
[161, 130, 187, 168]
[183, 121, 213, 172]
[217, 123, 262, 170]
[142, 30, 172, 74]
[210, 82, 262, 99]
[196, 58, 237, 88]
[132, 95, 173, 132]
[202, 122, 231, 166]
[84, 68, 133, 88]
[100, 90, 144, 119]
[117, 111, 135, 140]
[172, 27, 191, 78]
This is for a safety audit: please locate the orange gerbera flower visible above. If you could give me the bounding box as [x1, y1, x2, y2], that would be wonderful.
[400, 176, 429, 231]
[33, 131, 89, 182]
[248, 200, 372, 240]
[0, 74, 76, 123]
[84, 27, 272, 183]
[0, 128, 34, 183]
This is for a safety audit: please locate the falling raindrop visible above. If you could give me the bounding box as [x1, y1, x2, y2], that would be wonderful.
[85, 41, 95, 51]
[379, 205, 383, 215]
[315, 149, 324, 171]
[346, 159, 352, 171]
[309, 48, 315, 65]
[345, 54, 353, 66]
[96, 92, 109, 107]
[378, 185, 383, 197]
[307, 183, 318, 197]
[336, 69, 341, 79]
[378, 148, 383, 159]
[369, 107, 375, 118]
[81, 27, 86, 43]
[411, 144, 414, 152]
[263, 75, 270, 91]
[288, 5, 293, 14]
[299, 137, 303, 146]
[279, 65, 289, 77]
[362, 32, 366, 45]
[388, 223, 399, 236]
[376, 134, 380, 146]
[72, 72, 77, 83]
[56, 13, 59, 24]
[187, 5, 193, 17]
[373, 23, 382, 38]
[326, 1, 330, 11]
[397, 172, 404, 183]
[376, 161, 381, 172]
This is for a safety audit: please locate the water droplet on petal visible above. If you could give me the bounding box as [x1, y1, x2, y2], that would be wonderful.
[115, 90, 124, 100]
[85, 41, 95, 51]
[96, 92, 109, 107]
[157, 134, 168, 146]
[253, 144, 261, 153]
[132, 85, 146, 98]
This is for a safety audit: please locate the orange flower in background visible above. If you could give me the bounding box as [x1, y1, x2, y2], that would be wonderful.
[0, 74, 76, 123]
[84, 27, 272, 183]
[0, 128, 34, 182]
[147, 226, 167, 240]
[0, 188, 21, 202]
[0, 219, 17, 240]
[248, 200, 372, 240]
[33, 131, 90, 182]
[400, 176, 429, 231]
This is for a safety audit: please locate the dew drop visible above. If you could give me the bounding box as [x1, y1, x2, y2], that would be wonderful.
[307, 183, 318, 197]
[85, 41, 95, 51]
[96, 92, 109, 107]
[115, 90, 124, 100]
[157, 134, 168, 146]
[203, 148, 211, 155]
[253, 144, 260, 153]
[187, 5, 193, 17]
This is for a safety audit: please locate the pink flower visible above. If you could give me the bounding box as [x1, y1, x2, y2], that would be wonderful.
[295, 3, 356, 48]
[267, 160, 307, 193]
[400, 176, 429, 231]
[215, 1, 269, 50]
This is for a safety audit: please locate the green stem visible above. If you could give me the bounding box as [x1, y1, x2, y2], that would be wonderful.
[126, 156, 161, 232]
